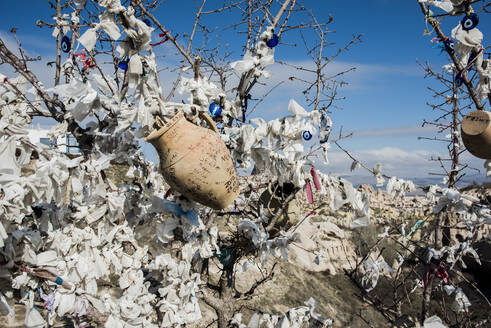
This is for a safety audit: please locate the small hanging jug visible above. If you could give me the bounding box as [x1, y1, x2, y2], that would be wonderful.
[145, 111, 240, 209]
[461, 110, 491, 159]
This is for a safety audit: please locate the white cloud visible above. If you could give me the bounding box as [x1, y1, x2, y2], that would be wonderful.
[315, 146, 487, 187]
[321, 146, 434, 174]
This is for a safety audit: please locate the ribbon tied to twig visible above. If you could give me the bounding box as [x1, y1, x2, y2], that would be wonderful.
[151, 31, 169, 46]
[423, 261, 449, 287]
[305, 165, 321, 204]
[74, 52, 96, 71]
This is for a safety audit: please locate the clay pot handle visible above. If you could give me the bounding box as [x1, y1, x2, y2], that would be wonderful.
[199, 111, 219, 134]
[155, 115, 165, 128]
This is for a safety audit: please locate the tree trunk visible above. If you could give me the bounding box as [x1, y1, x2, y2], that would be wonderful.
[421, 275, 434, 325]
[448, 92, 460, 188]
[434, 211, 444, 249]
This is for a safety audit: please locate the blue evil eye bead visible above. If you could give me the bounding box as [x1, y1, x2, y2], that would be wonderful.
[118, 57, 129, 70]
[461, 13, 478, 31]
[444, 39, 454, 52]
[302, 130, 312, 141]
[61, 35, 71, 53]
[266, 34, 279, 48]
[143, 18, 152, 27]
[55, 277, 63, 285]
[209, 102, 222, 118]
[455, 74, 464, 87]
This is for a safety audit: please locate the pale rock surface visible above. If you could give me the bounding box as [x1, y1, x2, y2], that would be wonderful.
[289, 217, 357, 275]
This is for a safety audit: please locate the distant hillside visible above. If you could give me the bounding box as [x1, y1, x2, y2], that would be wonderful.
[339, 173, 489, 190]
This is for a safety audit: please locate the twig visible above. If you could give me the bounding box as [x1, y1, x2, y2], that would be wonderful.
[138, 2, 195, 68]
[54, 0, 62, 86]
[240, 262, 277, 298]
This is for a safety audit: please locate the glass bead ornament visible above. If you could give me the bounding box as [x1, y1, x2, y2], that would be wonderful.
[455, 74, 464, 87]
[302, 130, 312, 141]
[61, 35, 71, 53]
[461, 13, 478, 31]
[266, 34, 279, 48]
[444, 39, 454, 52]
[118, 57, 129, 71]
[209, 102, 222, 118]
[143, 18, 152, 27]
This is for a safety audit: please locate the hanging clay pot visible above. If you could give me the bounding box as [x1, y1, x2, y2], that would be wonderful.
[145, 111, 240, 209]
[461, 110, 491, 159]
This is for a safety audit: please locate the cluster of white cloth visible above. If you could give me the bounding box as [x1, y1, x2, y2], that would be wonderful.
[230, 26, 276, 78]
[419, 0, 466, 15]
[428, 186, 491, 224]
[386, 177, 416, 199]
[360, 255, 394, 292]
[229, 298, 332, 328]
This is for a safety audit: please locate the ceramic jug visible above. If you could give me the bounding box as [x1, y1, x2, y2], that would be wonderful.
[145, 111, 239, 209]
[461, 110, 491, 159]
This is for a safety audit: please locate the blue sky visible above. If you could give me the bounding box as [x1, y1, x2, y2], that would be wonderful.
[0, 0, 489, 185]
